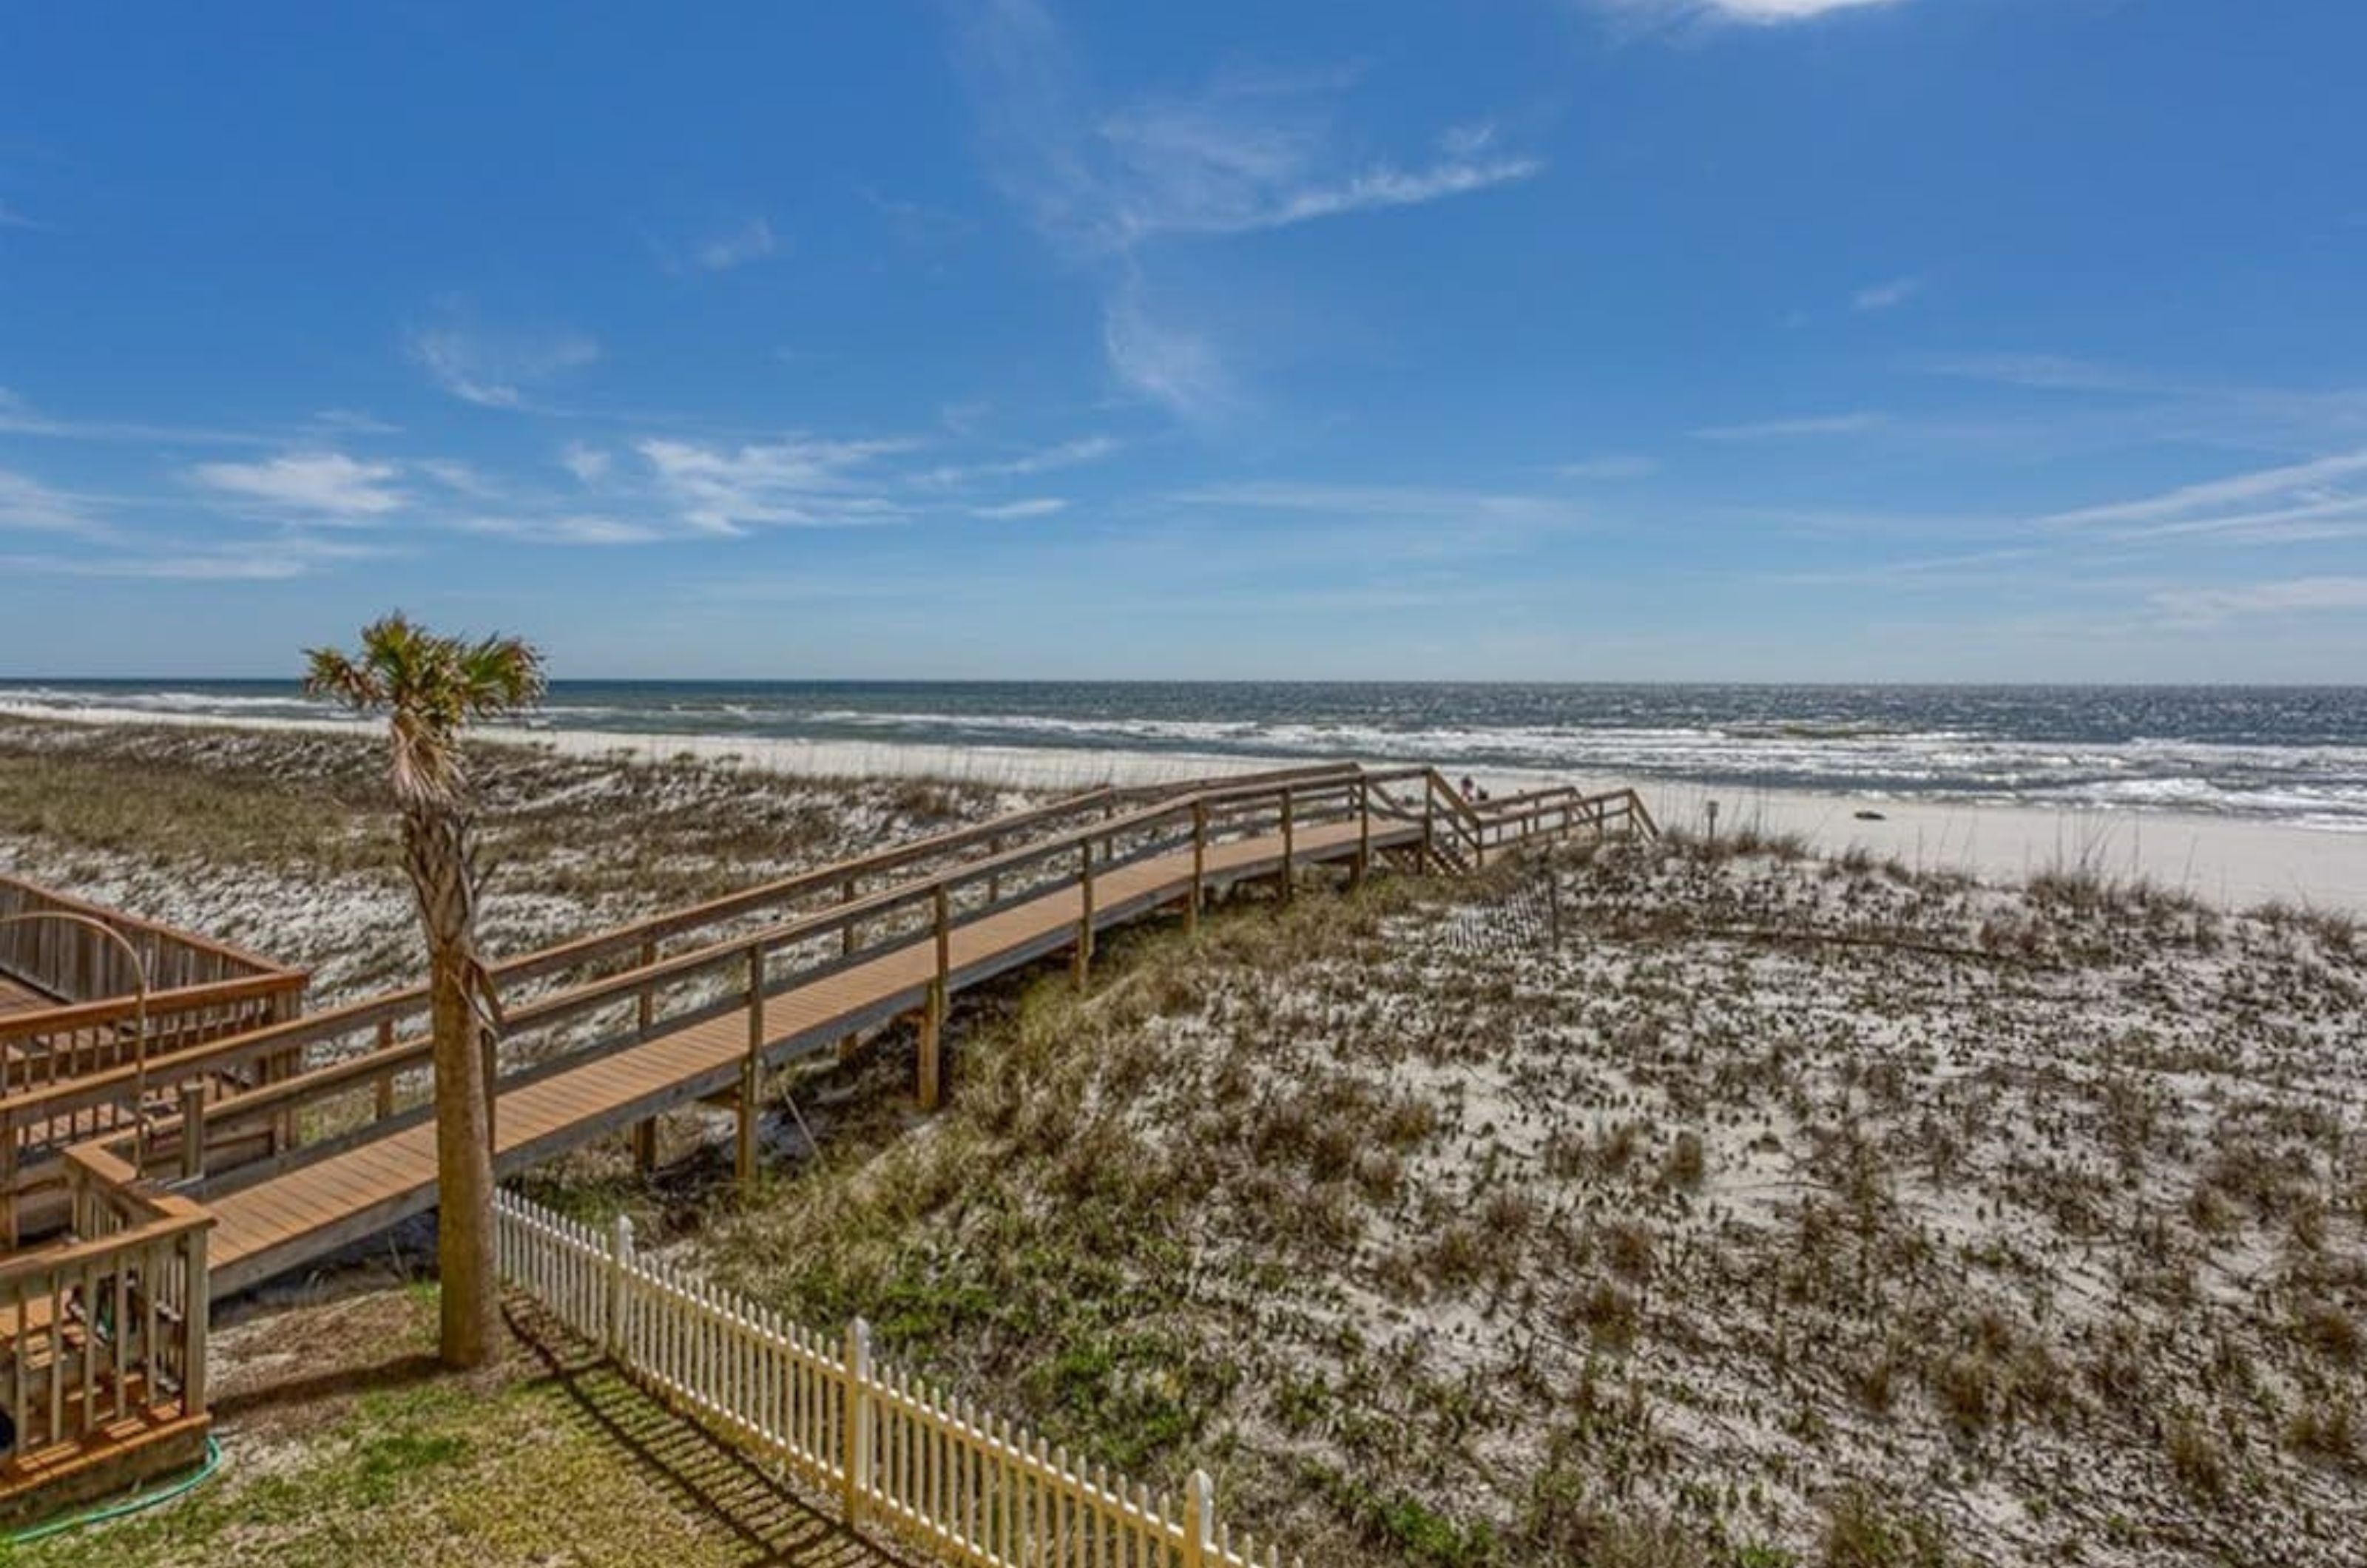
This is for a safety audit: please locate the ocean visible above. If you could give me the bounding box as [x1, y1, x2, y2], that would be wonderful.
[4, 680, 2365, 833]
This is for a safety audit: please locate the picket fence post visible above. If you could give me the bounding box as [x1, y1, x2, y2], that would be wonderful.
[843, 1316, 873, 1528]
[1184, 1469, 1214, 1568]
[607, 1214, 633, 1356]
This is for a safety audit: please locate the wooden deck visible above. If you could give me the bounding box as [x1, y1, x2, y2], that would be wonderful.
[202, 815, 1414, 1296]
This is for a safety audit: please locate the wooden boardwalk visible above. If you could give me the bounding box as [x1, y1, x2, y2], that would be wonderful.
[1, 764, 1652, 1504]
[201, 816, 1402, 1296]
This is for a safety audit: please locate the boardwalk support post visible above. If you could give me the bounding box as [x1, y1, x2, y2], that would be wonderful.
[837, 879, 860, 1061]
[178, 1081, 207, 1180]
[1280, 788, 1296, 902]
[1355, 779, 1371, 888]
[482, 1029, 499, 1157]
[629, 947, 658, 1168]
[738, 946, 764, 1184]
[1187, 800, 1206, 935]
[1073, 842, 1095, 989]
[843, 1317, 873, 1527]
[919, 885, 949, 1112]
[375, 1016, 396, 1121]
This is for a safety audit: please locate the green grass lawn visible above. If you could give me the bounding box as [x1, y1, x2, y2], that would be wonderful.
[9, 1291, 894, 1568]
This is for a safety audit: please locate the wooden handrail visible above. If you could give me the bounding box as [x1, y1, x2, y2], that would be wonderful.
[0, 1207, 212, 1292]
[0, 969, 301, 1047]
[132, 772, 1374, 1147]
[487, 784, 1124, 987]
[499, 778, 1320, 1034]
[0, 982, 428, 1126]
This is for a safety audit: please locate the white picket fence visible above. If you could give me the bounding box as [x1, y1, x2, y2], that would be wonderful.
[494, 1188, 1299, 1568]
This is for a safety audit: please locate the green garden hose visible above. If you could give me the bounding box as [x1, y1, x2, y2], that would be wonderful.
[5, 1436, 222, 1547]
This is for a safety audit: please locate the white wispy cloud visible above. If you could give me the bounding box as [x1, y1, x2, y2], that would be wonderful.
[450, 513, 669, 547]
[912, 434, 1120, 487]
[1853, 276, 1922, 312]
[560, 442, 615, 484]
[0, 534, 391, 581]
[666, 215, 781, 274]
[0, 470, 105, 535]
[416, 459, 510, 501]
[1596, 0, 1908, 27]
[1102, 297, 1235, 423]
[304, 408, 403, 436]
[1919, 353, 2152, 393]
[0, 386, 271, 446]
[1095, 88, 1541, 241]
[971, 497, 1069, 519]
[1173, 481, 1589, 528]
[1558, 454, 1659, 480]
[636, 434, 913, 533]
[1692, 412, 1887, 440]
[2152, 575, 2367, 624]
[408, 320, 600, 409]
[189, 451, 407, 520]
[2042, 449, 2367, 532]
[0, 200, 45, 231]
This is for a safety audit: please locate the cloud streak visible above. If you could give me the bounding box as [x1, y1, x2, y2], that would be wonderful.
[2042, 449, 2367, 530]
[635, 434, 915, 533]
[1692, 412, 1886, 441]
[0, 470, 107, 536]
[1853, 276, 1922, 312]
[1595, 0, 1908, 27]
[189, 451, 408, 521]
[666, 216, 781, 274]
[2152, 575, 2367, 624]
[408, 320, 600, 409]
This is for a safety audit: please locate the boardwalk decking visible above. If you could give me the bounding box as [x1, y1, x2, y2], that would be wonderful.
[203, 815, 1410, 1296]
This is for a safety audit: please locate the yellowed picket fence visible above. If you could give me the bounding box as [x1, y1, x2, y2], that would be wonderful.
[494, 1189, 1297, 1568]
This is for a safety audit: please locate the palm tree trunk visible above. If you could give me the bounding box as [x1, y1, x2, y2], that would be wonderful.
[405, 806, 498, 1369]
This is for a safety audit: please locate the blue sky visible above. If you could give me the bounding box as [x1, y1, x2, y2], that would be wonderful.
[2, 0, 2363, 681]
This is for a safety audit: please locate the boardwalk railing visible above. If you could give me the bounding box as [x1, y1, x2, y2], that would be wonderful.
[0, 1146, 211, 1472]
[0, 871, 307, 1098]
[498, 1188, 1285, 1568]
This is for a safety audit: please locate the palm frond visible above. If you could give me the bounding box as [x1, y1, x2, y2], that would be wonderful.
[304, 613, 546, 809]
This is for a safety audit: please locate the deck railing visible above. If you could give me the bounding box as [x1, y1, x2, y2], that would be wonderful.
[0, 873, 306, 1098]
[498, 1188, 1286, 1568]
[0, 1146, 210, 1471]
[0, 875, 307, 1246]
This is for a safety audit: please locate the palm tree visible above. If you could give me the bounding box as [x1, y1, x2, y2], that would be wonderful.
[304, 614, 545, 1368]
